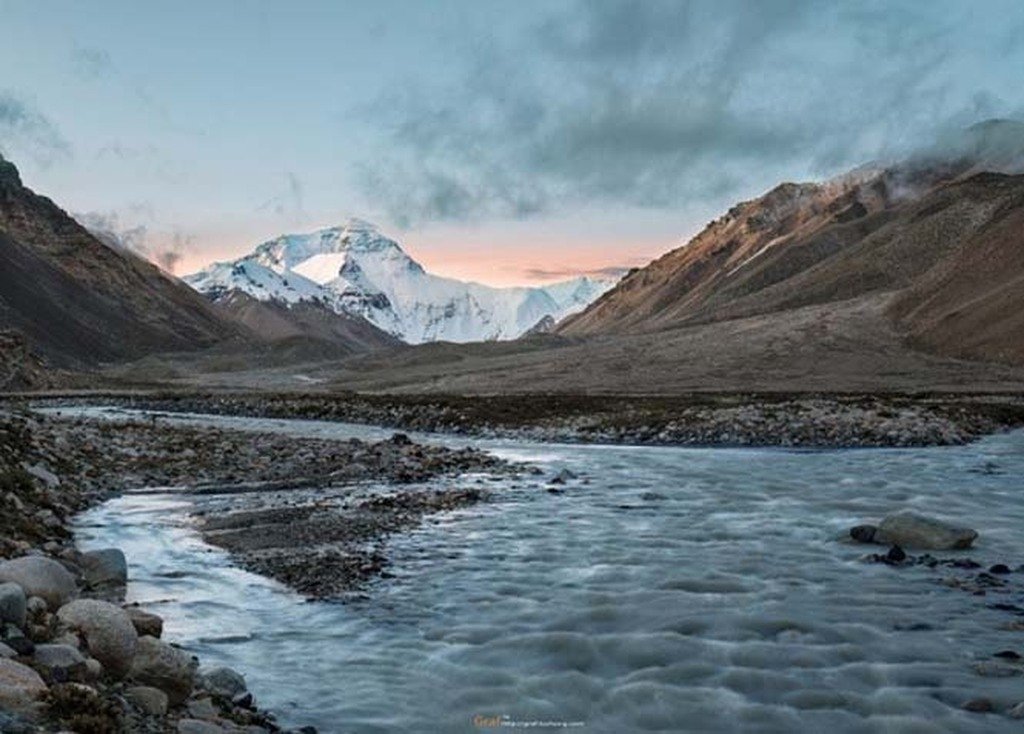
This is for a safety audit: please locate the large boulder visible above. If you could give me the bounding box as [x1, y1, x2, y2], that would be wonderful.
[0, 658, 47, 717]
[200, 666, 247, 699]
[0, 583, 26, 627]
[79, 548, 128, 588]
[129, 636, 198, 705]
[875, 512, 978, 550]
[0, 557, 77, 610]
[56, 599, 138, 678]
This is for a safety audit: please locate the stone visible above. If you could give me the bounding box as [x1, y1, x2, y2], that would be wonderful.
[885, 545, 907, 563]
[125, 685, 169, 716]
[25, 596, 47, 617]
[1, 625, 33, 656]
[22, 463, 59, 488]
[187, 696, 218, 719]
[550, 468, 578, 485]
[130, 636, 198, 705]
[32, 644, 87, 682]
[0, 556, 77, 610]
[962, 698, 993, 713]
[126, 607, 164, 638]
[1008, 702, 1024, 719]
[177, 718, 225, 734]
[989, 563, 1011, 574]
[849, 525, 877, 543]
[0, 658, 47, 717]
[874, 512, 978, 550]
[973, 661, 1021, 677]
[201, 666, 247, 699]
[56, 599, 138, 678]
[0, 583, 26, 627]
[79, 548, 128, 588]
[84, 658, 102, 680]
[0, 642, 16, 658]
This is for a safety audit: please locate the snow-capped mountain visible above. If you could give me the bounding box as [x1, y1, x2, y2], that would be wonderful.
[184, 219, 617, 344]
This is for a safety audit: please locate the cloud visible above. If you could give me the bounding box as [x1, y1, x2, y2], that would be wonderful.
[523, 266, 633, 281]
[71, 47, 114, 80]
[0, 90, 70, 165]
[256, 172, 306, 223]
[74, 210, 187, 275]
[356, 0, 1024, 226]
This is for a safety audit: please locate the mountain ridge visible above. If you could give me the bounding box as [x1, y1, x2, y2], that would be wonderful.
[185, 219, 616, 344]
[0, 154, 243, 368]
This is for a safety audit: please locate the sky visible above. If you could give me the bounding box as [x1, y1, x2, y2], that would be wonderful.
[1, 0, 1024, 286]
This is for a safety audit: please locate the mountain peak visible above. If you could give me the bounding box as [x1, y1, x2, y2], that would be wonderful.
[0, 153, 22, 190]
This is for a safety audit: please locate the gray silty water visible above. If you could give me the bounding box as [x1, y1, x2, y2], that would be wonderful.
[66, 408, 1024, 733]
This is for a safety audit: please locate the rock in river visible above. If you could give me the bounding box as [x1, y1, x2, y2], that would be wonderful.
[876, 512, 978, 550]
[0, 556, 77, 610]
[850, 512, 978, 550]
[56, 599, 138, 678]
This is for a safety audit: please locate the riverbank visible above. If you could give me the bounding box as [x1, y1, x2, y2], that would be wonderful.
[0, 409, 522, 731]
[21, 390, 1024, 448]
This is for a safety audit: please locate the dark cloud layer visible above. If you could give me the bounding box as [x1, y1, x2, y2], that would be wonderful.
[0, 90, 70, 165]
[358, 0, 1024, 226]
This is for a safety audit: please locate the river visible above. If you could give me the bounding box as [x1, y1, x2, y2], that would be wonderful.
[51, 407, 1024, 733]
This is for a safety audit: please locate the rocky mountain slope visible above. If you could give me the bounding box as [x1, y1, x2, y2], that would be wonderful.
[185, 219, 615, 344]
[558, 120, 1024, 366]
[0, 155, 241, 368]
[208, 289, 401, 355]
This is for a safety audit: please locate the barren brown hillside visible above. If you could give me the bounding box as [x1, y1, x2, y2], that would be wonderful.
[0, 154, 242, 366]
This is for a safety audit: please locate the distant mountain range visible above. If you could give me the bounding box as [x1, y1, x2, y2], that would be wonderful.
[184, 220, 616, 344]
[3, 120, 1023, 395]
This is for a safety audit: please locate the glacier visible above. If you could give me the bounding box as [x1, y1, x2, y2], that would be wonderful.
[184, 219, 617, 344]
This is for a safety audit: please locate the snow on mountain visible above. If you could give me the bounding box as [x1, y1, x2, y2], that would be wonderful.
[184, 219, 617, 344]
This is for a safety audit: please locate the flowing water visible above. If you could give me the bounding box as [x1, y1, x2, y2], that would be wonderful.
[51, 407, 1024, 733]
